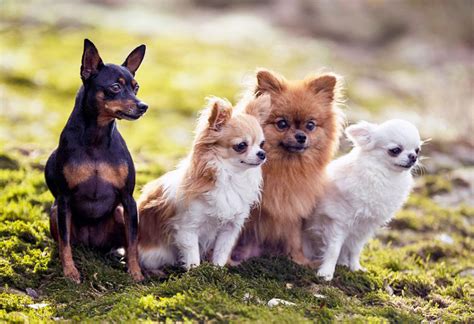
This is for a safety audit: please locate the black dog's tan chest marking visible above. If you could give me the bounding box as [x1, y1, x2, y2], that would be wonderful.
[63, 162, 128, 188]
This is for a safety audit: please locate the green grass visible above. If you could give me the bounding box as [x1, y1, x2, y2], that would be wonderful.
[1, 3, 473, 322]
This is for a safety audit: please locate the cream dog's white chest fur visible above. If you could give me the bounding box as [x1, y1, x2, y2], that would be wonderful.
[202, 161, 262, 222]
[172, 161, 262, 263]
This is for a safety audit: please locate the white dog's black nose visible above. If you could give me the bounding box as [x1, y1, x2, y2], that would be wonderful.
[408, 153, 417, 163]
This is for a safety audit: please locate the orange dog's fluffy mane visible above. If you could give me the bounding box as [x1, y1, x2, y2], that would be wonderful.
[233, 68, 345, 263]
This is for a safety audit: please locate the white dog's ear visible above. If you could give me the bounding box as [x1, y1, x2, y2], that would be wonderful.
[345, 121, 377, 147]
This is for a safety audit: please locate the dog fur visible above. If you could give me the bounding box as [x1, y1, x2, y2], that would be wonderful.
[304, 119, 421, 280]
[138, 95, 271, 271]
[231, 69, 344, 266]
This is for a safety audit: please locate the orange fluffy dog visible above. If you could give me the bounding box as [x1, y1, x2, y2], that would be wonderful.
[231, 69, 344, 266]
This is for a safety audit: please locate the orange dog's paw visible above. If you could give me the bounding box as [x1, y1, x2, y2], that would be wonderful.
[226, 258, 242, 267]
[307, 260, 322, 270]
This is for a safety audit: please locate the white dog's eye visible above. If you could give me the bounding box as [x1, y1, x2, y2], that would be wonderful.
[388, 147, 402, 156]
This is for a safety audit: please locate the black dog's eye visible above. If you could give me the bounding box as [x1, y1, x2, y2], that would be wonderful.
[260, 141, 265, 149]
[388, 147, 402, 156]
[276, 119, 289, 130]
[134, 84, 140, 94]
[415, 148, 420, 154]
[109, 83, 122, 93]
[306, 121, 316, 131]
[233, 142, 248, 153]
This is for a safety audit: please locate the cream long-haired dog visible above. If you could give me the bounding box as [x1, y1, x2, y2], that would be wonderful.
[137, 95, 271, 271]
[305, 119, 421, 280]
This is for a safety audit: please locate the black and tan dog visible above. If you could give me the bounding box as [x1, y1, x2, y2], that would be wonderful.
[45, 39, 147, 282]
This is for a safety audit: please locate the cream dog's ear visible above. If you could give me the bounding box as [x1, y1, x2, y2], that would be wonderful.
[207, 97, 233, 131]
[345, 121, 377, 147]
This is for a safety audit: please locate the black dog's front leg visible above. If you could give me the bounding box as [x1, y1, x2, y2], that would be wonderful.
[120, 192, 144, 281]
[56, 195, 81, 283]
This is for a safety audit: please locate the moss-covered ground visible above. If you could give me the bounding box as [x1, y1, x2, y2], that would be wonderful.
[1, 155, 473, 322]
[1, 1, 473, 322]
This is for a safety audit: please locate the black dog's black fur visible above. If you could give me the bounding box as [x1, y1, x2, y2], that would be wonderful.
[45, 39, 147, 282]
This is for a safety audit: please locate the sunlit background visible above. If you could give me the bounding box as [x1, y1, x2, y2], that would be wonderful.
[0, 0, 473, 196]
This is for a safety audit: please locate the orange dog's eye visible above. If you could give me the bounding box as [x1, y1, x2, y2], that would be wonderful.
[306, 121, 316, 131]
[276, 119, 289, 130]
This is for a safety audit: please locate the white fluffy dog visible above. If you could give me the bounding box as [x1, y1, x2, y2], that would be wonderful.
[305, 119, 421, 281]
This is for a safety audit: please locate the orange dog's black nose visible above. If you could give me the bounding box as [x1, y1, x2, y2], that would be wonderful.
[295, 131, 307, 144]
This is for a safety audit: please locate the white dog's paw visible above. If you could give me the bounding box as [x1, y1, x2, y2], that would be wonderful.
[350, 263, 367, 272]
[337, 260, 350, 267]
[317, 268, 334, 281]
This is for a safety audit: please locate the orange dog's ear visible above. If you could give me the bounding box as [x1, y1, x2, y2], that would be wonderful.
[244, 94, 272, 124]
[207, 97, 233, 131]
[255, 69, 285, 96]
[307, 74, 338, 101]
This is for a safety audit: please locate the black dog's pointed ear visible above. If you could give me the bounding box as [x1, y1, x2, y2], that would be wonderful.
[81, 39, 104, 82]
[122, 44, 146, 75]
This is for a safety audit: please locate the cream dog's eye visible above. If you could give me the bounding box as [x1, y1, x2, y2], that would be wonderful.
[233, 142, 248, 153]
